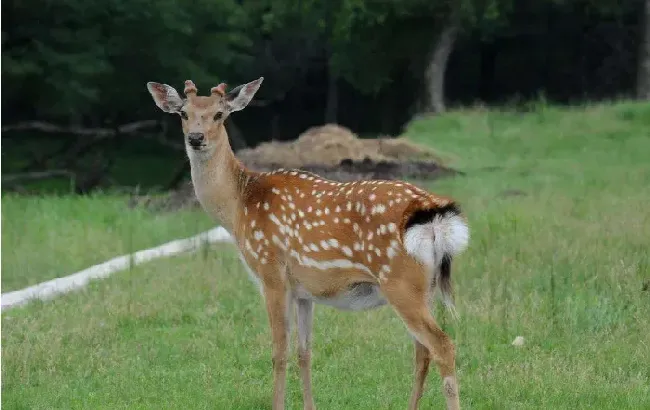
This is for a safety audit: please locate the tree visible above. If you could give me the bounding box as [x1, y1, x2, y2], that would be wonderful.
[2, 0, 254, 124]
[322, 0, 514, 114]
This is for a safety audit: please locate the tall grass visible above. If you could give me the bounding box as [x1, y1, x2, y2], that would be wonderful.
[1, 193, 213, 291]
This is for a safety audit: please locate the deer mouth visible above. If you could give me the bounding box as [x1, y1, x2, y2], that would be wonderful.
[188, 141, 206, 150]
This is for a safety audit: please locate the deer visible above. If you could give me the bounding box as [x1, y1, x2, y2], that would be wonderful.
[146, 77, 470, 410]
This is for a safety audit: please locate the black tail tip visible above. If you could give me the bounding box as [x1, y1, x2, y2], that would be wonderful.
[439, 253, 457, 317]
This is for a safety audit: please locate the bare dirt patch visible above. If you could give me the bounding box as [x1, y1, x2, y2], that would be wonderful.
[132, 124, 461, 212]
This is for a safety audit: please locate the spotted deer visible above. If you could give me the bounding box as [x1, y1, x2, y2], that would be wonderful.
[146, 77, 470, 410]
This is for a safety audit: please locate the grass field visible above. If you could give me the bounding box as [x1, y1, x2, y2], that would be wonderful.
[2, 101, 650, 409]
[1, 194, 214, 291]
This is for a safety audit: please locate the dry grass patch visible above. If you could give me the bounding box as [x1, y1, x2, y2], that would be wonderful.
[236, 123, 445, 169]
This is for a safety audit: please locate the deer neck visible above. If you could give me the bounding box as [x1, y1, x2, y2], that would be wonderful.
[186, 125, 248, 233]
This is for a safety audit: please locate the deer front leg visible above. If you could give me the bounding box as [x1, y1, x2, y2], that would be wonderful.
[296, 298, 316, 410]
[262, 279, 291, 410]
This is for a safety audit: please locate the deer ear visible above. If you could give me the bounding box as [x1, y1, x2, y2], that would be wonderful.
[146, 82, 184, 113]
[224, 77, 264, 112]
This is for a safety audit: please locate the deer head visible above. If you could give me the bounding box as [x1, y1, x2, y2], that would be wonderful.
[146, 77, 263, 152]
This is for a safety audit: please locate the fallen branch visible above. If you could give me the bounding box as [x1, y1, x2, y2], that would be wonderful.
[2, 169, 76, 183]
[2, 119, 185, 151]
[1, 120, 159, 136]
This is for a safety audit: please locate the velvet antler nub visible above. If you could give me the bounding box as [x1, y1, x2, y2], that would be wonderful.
[184, 80, 197, 95]
[211, 83, 227, 96]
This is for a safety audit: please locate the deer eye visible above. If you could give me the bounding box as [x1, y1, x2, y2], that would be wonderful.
[214, 112, 223, 121]
[180, 111, 188, 120]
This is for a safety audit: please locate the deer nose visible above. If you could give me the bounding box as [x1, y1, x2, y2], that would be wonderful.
[187, 133, 205, 147]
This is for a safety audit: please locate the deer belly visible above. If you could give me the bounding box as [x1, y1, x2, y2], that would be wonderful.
[296, 282, 387, 311]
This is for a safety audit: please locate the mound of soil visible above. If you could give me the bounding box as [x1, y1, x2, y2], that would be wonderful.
[236, 124, 445, 169]
[132, 124, 460, 212]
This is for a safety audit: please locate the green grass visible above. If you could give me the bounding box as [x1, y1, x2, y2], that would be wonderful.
[2, 100, 650, 409]
[1, 193, 214, 291]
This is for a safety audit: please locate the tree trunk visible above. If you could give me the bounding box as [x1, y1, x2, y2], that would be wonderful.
[637, 0, 650, 100]
[424, 22, 459, 114]
[325, 63, 339, 123]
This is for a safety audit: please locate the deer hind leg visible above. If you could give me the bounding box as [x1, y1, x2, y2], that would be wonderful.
[408, 340, 432, 410]
[296, 298, 316, 410]
[380, 255, 460, 410]
[262, 275, 292, 410]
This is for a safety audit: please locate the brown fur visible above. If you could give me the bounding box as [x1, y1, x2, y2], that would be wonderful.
[146, 79, 465, 410]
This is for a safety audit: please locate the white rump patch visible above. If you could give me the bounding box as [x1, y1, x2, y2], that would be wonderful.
[403, 213, 469, 270]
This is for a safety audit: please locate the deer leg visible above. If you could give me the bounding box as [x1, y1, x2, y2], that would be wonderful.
[408, 340, 432, 410]
[296, 298, 316, 410]
[380, 268, 460, 410]
[262, 280, 291, 410]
